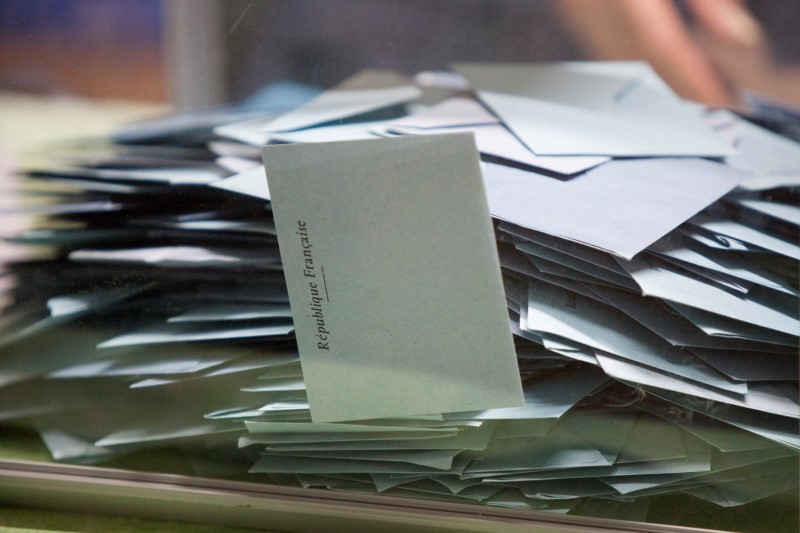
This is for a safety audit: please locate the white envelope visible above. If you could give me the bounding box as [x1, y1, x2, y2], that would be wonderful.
[454, 62, 734, 157]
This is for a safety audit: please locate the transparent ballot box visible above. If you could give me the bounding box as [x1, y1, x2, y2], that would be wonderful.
[0, 2, 797, 532]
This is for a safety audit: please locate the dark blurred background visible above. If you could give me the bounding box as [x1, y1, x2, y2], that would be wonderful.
[0, 0, 798, 108]
[0, 0, 166, 101]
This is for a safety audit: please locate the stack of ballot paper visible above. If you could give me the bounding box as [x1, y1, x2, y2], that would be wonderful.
[0, 62, 797, 525]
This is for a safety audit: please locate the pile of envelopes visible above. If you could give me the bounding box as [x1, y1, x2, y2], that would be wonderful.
[1, 62, 798, 519]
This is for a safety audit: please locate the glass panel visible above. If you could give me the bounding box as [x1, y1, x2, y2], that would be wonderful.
[1, 2, 798, 531]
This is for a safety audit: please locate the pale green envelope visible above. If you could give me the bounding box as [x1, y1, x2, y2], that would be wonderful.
[262, 134, 523, 422]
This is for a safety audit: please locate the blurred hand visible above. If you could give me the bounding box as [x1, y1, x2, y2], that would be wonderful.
[554, 0, 765, 107]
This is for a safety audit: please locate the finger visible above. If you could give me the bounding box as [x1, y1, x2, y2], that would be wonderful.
[686, 0, 763, 48]
[555, 0, 737, 105]
[612, 0, 738, 105]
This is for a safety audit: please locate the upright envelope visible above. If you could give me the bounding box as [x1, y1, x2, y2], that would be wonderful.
[263, 134, 523, 422]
